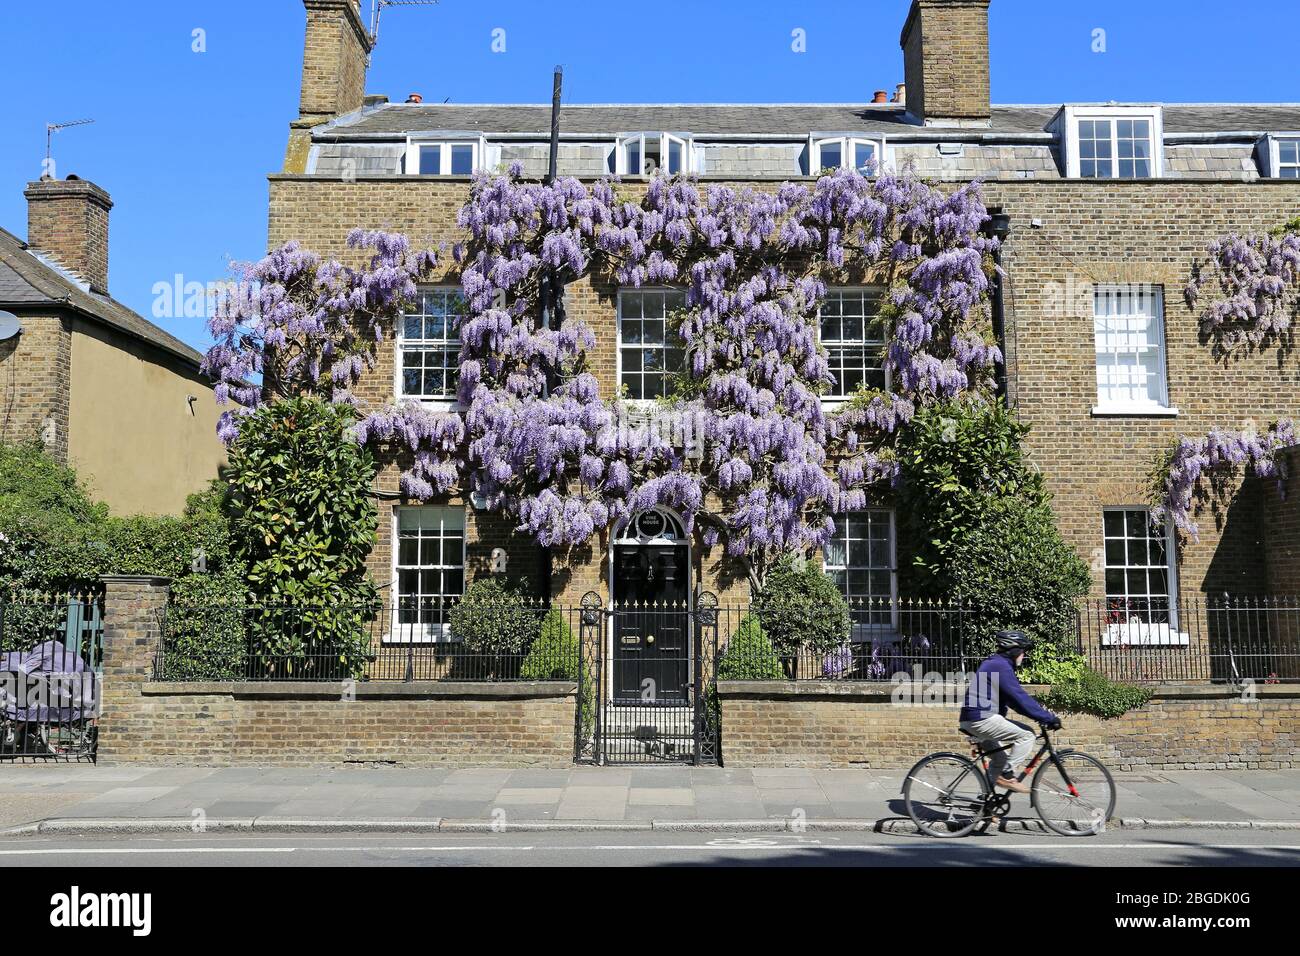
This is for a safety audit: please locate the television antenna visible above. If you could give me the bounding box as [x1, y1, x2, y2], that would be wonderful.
[45, 118, 95, 172]
[369, 0, 438, 46]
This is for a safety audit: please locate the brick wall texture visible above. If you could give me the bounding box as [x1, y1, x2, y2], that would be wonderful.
[982, 180, 1300, 597]
[111, 689, 577, 767]
[718, 685, 1300, 770]
[0, 312, 71, 461]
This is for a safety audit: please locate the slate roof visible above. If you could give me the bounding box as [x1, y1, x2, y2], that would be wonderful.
[0, 226, 205, 368]
[317, 103, 1300, 139]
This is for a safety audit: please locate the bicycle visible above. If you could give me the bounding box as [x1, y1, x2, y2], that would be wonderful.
[901, 722, 1116, 838]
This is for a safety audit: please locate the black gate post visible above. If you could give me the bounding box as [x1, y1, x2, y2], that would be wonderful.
[694, 591, 719, 766]
[579, 591, 604, 764]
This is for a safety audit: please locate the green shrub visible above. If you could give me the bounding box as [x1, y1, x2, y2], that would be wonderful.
[717, 614, 784, 681]
[449, 578, 538, 656]
[225, 398, 379, 677]
[1019, 650, 1088, 686]
[897, 399, 1046, 591]
[1040, 668, 1152, 719]
[753, 555, 851, 657]
[521, 609, 579, 679]
[897, 400, 1090, 657]
[521, 609, 593, 740]
[161, 570, 249, 681]
[945, 498, 1090, 658]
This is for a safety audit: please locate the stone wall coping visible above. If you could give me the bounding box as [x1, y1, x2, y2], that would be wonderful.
[99, 575, 172, 587]
[715, 680, 1300, 701]
[141, 680, 577, 700]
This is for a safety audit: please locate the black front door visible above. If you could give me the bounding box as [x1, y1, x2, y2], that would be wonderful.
[612, 545, 690, 703]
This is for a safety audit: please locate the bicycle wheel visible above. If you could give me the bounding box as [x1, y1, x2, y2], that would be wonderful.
[1031, 750, 1116, 837]
[903, 752, 992, 838]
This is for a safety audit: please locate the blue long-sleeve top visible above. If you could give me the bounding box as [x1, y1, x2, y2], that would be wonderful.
[959, 653, 1056, 724]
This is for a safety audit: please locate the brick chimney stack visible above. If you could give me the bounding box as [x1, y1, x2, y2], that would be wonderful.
[24, 175, 113, 294]
[286, 0, 373, 172]
[899, 0, 992, 127]
[299, 0, 373, 124]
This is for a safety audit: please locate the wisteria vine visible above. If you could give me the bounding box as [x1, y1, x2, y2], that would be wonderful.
[205, 165, 1001, 585]
[1149, 421, 1296, 540]
[1155, 218, 1300, 537]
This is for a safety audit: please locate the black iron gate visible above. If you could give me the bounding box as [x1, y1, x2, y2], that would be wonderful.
[0, 593, 102, 761]
[577, 591, 720, 765]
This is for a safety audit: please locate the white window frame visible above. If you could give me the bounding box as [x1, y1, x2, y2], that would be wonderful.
[818, 287, 890, 403]
[616, 287, 687, 403]
[823, 508, 899, 639]
[1259, 133, 1300, 179]
[1100, 507, 1187, 646]
[394, 286, 464, 407]
[614, 133, 695, 177]
[404, 136, 489, 176]
[1091, 284, 1176, 416]
[390, 505, 466, 644]
[1062, 106, 1164, 179]
[808, 135, 886, 175]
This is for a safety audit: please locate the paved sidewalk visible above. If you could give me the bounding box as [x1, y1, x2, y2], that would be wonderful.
[1, 764, 1298, 833]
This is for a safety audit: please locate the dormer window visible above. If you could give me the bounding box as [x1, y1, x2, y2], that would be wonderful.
[404, 137, 487, 176]
[1260, 134, 1300, 179]
[809, 136, 882, 175]
[614, 133, 694, 177]
[1061, 106, 1163, 179]
[1279, 139, 1300, 178]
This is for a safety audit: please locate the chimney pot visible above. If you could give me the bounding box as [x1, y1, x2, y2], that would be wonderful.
[873, 90, 889, 104]
[406, 93, 423, 104]
[893, 83, 907, 105]
[23, 176, 113, 294]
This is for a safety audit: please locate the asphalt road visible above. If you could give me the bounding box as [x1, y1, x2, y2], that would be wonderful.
[2, 827, 1299, 866]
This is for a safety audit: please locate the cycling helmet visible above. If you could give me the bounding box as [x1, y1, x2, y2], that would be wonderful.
[994, 630, 1033, 653]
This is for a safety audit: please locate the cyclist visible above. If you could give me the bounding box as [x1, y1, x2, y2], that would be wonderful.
[958, 630, 1060, 795]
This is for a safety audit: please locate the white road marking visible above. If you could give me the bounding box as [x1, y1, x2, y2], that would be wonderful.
[0, 841, 1295, 856]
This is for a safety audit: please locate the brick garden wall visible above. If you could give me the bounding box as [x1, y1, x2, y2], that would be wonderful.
[96, 577, 578, 767]
[114, 683, 577, 768]
[717, 681, 1300, 770]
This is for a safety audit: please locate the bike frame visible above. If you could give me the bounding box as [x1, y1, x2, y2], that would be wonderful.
[968, 726, 1080, 799]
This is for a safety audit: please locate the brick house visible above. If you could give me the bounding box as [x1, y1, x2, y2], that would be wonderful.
[269, 0, 1300, 677]
[0, 176, 225, 515]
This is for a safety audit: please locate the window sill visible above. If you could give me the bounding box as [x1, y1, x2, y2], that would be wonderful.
[1100, 623, 1190, 647]
[396, 398, 462, 413]
[1091, 405, 1179, 418]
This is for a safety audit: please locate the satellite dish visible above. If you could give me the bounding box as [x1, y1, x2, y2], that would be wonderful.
[0, 312, 22, 341]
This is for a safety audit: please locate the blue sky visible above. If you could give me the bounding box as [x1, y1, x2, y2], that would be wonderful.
[1, 0, 1297, 352]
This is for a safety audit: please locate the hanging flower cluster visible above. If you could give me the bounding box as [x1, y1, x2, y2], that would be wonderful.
[443, 165, 999, 582]
[1185, 227, 1300, 357]
[205, 165, 1000, 584]
[203, 230, 436, 442]
[1149, 420, 1296, 539]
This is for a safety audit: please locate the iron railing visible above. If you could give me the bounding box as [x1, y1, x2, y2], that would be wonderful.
[155, 598, 585, 683]
[153, 594, 1300, 687]
[0, 592, 103, 761]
